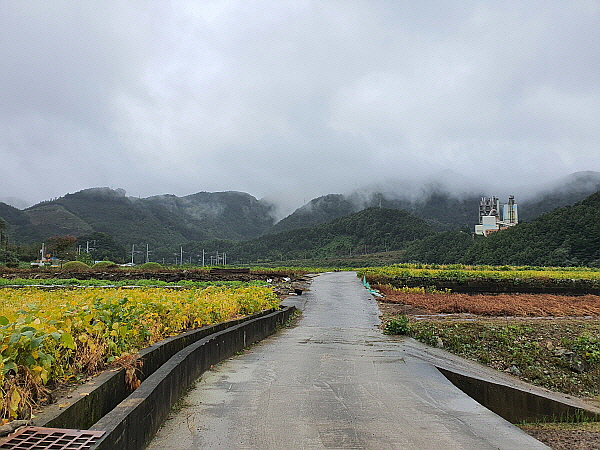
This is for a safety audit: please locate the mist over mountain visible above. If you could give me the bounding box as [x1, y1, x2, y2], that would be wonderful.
[0, 196, 32, 210]
[273, 171, 600, 233]
[271, 183, 486, 234]
[1, 172, 599, 255]
[1, 188, 276, 247]
[517, 171, 600, 222]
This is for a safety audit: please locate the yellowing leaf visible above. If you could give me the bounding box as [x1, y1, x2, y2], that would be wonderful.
[10, 389, 21, 412]
[60, 332, 76, 349]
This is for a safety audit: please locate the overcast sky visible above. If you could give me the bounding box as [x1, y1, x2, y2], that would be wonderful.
[1, 1, 599, 214]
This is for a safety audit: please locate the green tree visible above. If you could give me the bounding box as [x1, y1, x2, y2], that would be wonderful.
[77, 232, 127, 263]
[76, 251, 94, 265]
[46, 235, 77, 261]
[0, 218, 6, 250]
[0, 218, 20, 267]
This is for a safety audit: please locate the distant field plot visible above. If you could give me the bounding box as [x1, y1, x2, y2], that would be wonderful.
[360, 264, 600, 283]
[377, 285, 600, 317]
[375, 266, 600, 401]
[0, 286, 278, 421]
[359, 265, 600, 296]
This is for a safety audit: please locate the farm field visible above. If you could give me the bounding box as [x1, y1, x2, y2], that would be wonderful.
[377, 285, 600, 316]
[375, 277, 600, 450]
[376, 284, 600, 397]
[0, 266, 312, 283]
[361, 264, 600, 282]
[360, 264, 600, 296]
[0, 284, 279, 422]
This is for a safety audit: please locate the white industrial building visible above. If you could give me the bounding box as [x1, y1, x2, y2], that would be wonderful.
[475, 195, 518, 236]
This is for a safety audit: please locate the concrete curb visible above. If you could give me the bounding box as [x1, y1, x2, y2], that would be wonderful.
[88, 306, 296, 450]
[33, 308, 280, 430]
[438, 366, 600, 423]
[398, 337, 600, 422]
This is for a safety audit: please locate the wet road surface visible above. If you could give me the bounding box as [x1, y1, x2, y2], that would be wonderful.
[147, 271, 549, 449]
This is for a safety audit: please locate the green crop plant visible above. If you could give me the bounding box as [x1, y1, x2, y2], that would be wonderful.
[0, 285, 278, 421]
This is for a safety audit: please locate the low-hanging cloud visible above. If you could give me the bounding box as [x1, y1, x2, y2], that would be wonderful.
[1, 1, 599, 213]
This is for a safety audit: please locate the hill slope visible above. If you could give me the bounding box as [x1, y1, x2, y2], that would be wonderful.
[463, 191, 600, 266]
[1, 188, 276, 247]
[270, 188, 483, 233]
[2, 171, 599, 256]
[518, 171, 600, 222]
[271, 171, 600, 234]
[216, 207, 435, 262]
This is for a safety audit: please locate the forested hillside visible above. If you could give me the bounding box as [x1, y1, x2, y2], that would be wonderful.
[1, 188, 276, 247]
[268, 194, 359, 234]
[269, 189, 479, 234]
[186, 208, 434, 263]
[2, 172, 600, 267]
[518, 171, 600, 222]
[269, 172, 600, 235]
[462, 192, 600, 266]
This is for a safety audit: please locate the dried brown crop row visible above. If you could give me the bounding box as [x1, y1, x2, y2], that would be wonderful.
[376, 285, 600, 316]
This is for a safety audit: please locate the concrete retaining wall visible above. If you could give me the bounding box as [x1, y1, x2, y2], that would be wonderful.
[34, 308, 279, 430]
[89, 306, 296, 450]
[438, 367, 600, 423]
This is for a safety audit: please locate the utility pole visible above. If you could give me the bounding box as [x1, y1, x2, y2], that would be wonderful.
[180, 246, 183, 266]
[130, 244, 144, 265]
[145, 244, 152, 263]
[202, 249, 205, 266]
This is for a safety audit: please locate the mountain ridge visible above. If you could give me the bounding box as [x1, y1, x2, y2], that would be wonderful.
[1, 171, 599, 250]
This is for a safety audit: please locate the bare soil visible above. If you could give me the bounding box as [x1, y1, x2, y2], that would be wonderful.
[520, 424, 600, 450]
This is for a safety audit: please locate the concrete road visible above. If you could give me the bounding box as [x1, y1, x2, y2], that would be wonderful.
[147, 271, 549, 449]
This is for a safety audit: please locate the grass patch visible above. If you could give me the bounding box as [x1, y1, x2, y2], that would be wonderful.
[385, 317, 600, 398]
[519, 422, 600, 431]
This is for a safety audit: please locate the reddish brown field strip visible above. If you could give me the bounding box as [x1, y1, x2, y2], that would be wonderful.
[376, 285, 600, 317]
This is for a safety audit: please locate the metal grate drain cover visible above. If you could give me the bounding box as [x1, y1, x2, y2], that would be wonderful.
[0, 427, 105, 450]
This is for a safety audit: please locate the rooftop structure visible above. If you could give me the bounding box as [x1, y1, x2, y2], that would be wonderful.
[475, 195, 518, 236]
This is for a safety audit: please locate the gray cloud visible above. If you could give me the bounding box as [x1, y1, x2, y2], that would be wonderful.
[1, 1, 599, 213]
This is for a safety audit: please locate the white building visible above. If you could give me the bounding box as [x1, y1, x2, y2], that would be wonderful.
[475, 195, 518, 236]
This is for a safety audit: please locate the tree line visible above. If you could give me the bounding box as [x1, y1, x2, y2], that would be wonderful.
[2, 191, 600, 268]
